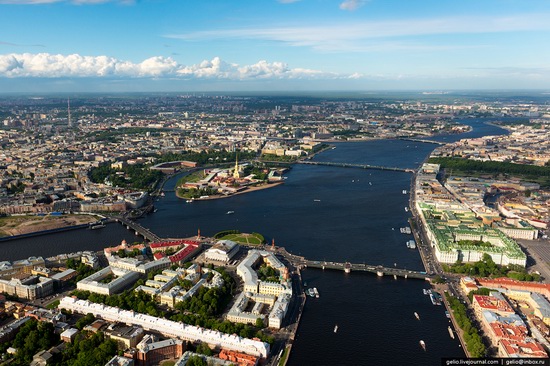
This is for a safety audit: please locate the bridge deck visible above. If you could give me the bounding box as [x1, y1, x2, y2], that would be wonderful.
[116, 217, 161, 242]
[295, 259, 431, 280]
[296, 160, 415, 173]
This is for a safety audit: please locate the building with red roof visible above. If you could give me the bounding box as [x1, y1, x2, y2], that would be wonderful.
[472, 294, 515, 318]
[218, 349, 259, 366]
[498, 339, 548, 358]
[476, 277, 550, 298]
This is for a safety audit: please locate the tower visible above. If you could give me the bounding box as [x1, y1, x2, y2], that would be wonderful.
[197, 228, 201, 239]
[271, 238, 275, 250]
[232, 153, 240, 179]
[67, 98, 72, 128]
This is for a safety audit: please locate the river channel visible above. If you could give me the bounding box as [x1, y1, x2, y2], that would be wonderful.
[0, 118, 509, 365]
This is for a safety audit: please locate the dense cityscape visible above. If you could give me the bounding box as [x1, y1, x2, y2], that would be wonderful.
[0, 91, 548, 366]
[2, 0, 550, 365]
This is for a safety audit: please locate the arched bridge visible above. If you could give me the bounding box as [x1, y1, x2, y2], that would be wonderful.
[114, 217, 161, 242]
[276, 248, 432, 280]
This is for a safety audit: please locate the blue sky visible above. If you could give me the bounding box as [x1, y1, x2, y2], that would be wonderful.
[1, 0, 550, 92]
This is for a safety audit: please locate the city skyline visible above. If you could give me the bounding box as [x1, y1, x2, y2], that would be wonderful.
[1, 0, 550, 92]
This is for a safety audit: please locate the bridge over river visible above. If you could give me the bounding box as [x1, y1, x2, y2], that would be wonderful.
[276, 248, 433, 281]
[296, 160, 415, 173]
[114, 217, 161, 242]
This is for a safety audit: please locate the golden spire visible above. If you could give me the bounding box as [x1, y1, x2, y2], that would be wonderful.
[233, 152, 240, 179]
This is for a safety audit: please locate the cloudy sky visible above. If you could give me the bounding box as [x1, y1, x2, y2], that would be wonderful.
[1, 0, 550, 92]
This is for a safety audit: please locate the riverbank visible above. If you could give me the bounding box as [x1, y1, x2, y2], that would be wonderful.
[175, 181, 285, 201]
[0, 214, 100, 238]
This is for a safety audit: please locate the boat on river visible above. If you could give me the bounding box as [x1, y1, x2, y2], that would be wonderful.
[419, 340, 426, 351]
[334, 324, 338, 333]
[414, 312, 420, 320]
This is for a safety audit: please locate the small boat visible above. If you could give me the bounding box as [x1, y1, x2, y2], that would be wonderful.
[404, 207, 409, 212]
[423, 289, 428, 295]
[369, 182, 372, 185]
[393, 274, 397, 280]
[160, 192, 165, 197]
[333, 324, 338, 333]
[313, 199, 321, 202]
[307, 288, 315, 297]
[419, 340, 426, 351]
[448, 326, 455, 339]
[402, 190, 407, 194]
[226, 211, 235, 215]
[186, 199, 193, 203]
[414, 312, 420, 320]
[89, 222, 106, 230]
[313, 287, 319, 298]
[153, 209, 158, 213]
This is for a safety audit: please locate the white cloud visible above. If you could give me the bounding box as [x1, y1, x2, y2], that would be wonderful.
[0, 0, 133, 4]
[0, 53, 337, 80]
[339, 0, 367, 11]
[165, 13, 550, 52]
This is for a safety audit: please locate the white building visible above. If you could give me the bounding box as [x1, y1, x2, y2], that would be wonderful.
[59, 297, 270, 358]
[268, 293, 291, 329]
[77, 267, 140, 296]
[108, 255, 171, 274]
[0, 276, 53, 300]
[204, 240, 239, 263]
[236, 250, 290, 296]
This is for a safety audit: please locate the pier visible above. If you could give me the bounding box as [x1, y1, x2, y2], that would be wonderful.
[114, 217, 161, 242]
[296, 160, 415, 173]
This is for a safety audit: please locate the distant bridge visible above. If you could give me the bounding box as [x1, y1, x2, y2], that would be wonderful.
[296, 160, 415, 173]
[398, 138, 446, 145]
[114, 217, 161, 242]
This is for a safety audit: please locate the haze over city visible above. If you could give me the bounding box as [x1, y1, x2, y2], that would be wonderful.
[1, 1, 550, 366]
[1, 0, 550, 92]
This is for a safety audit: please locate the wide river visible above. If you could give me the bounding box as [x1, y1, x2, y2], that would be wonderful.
[0, 118, 509, 365]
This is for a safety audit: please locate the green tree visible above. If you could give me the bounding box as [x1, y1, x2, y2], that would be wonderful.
[195, 342, 212, 356]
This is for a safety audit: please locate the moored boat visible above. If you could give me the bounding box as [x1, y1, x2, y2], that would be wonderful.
[448, 326, 455, 339]
[419, 340, 426, 351]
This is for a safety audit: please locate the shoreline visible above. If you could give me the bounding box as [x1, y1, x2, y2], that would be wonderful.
[175, 181, 285, 201]
[0, 214, 100, 239]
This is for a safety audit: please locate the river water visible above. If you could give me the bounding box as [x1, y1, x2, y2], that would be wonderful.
[0, 118, 508, 365]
